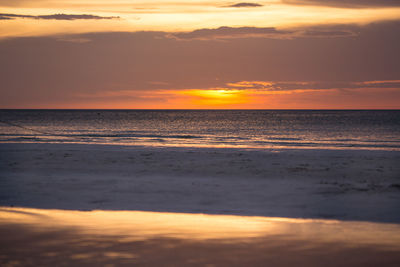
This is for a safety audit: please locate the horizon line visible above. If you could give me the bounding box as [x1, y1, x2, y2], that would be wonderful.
[1, 108, 399, 111]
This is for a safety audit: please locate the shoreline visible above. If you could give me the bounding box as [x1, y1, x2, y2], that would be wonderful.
[2, 140, 400, 151]
[1, 140, 399, 151]
[1, 142, 399, 223]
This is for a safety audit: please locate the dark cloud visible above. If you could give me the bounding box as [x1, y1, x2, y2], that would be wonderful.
[226, 80, 400, 91]
[36, 14, 119, 20]
[56, 37, 92, 43]
[170, 26, 290, 40]
[0, 21, 399, 107]
[283, 0, 400, 8]
[170, 25, 358, 40]
[299, 24, 360, 38]
[0, 15, 13, 20]
[0, 13, 119, 20]
[0, 13, 34, 19]
[301, 29, 356, 38]
[224, 2, 263, 8]
[353, 80, 400, 88]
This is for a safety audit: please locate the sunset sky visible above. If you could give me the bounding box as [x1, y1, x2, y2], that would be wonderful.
[1, 0, 400, 109]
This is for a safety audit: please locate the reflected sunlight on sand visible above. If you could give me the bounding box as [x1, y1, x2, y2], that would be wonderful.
[1, 207, 400, 266]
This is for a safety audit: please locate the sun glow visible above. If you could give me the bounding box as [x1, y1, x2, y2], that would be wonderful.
[179, 89, 249, 106]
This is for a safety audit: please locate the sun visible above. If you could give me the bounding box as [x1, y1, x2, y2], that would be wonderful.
[180, 89, 248, 106]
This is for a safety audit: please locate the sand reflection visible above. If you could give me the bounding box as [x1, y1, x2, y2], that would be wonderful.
[1, 207, 400, 266]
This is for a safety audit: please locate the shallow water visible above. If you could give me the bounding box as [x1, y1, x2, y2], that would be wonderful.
[0, 110, 399, 150]
[1, 207, 400, 266]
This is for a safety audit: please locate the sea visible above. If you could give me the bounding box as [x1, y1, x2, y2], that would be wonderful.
[0, 110, 399, 150]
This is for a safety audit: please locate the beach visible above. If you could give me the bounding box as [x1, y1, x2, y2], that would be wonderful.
[1, 140, 400, 266]
[1, 143, 399, 222]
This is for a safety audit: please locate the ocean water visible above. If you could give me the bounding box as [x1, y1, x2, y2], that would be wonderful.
[0, 110, 399, 150]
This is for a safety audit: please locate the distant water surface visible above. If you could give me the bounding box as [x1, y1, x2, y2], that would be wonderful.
[0, 110, 399, 150]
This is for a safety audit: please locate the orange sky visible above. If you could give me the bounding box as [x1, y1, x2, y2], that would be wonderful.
[1, 0, 399, 109]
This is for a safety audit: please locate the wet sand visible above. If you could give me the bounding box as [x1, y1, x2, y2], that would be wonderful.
[1, 143, 399, 222]
[1, 207, 400, 266]
[1, 143, 400, 266]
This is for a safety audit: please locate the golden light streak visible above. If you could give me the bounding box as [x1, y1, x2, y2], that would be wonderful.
[227, 81, 274, 88]
[60, 82, 399, 110]
[2, 207, 400, 244]
[354, 80, 400, 85]
[1, 1, 400, 38]
[2, 207, 400, 265]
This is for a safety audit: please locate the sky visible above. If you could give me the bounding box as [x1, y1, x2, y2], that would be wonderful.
[1, 0, 400, 109]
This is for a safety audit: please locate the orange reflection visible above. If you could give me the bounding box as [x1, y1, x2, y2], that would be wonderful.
[1, 207, 400, 244]
[179, 89, 249, 106]
[1, 207, 400, 266]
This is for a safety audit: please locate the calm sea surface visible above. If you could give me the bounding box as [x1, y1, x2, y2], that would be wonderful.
[0, 110, 399, 150]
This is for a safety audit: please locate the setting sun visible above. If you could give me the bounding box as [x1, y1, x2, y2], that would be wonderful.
[1, 1, 399, 109]
[180, 89, 248, 106]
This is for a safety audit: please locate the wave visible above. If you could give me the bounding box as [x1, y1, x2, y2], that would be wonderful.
[0, 133, 202, 139]
[1, 133, 400, 150]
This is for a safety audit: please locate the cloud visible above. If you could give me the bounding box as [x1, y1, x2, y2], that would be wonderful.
[73, 80, 400, 109]
[226, 81, 315, 91]
[170, 26, 289, 40]
[0, 13, 119, 20]
[353, 80, 400, 88]
[0, 17, 12, 20]
[57, 37, 92, 43]
[0, 20, 399, 108]
[297, 23, 361, 37]
[0, 13, 33, 19]
[282, 0, 400, 8]
[35, 14, 119, 20]
[169, 25, 358, 40]
[223, 2, 263, 8]
[225, 80, 400, 92]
